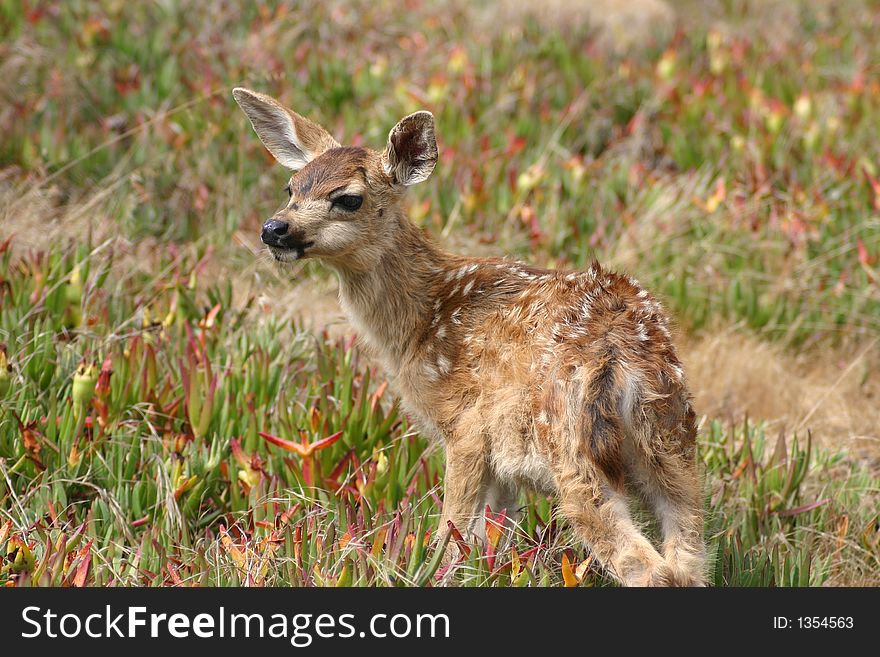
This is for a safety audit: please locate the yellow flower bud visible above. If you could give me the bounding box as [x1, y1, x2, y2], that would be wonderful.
[64, 265, 84, 328]
[656, 50, 676, 80]
[793, 94, 811, 120]
[72, 361, 98, 408]
[68, 443, 81, 468]
[375, 450, 389, 476]
[65, 265, 83, 305]
[0, 345, 10, 398]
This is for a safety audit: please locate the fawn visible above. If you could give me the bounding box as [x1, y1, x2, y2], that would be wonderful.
[233, 87, 706, 586]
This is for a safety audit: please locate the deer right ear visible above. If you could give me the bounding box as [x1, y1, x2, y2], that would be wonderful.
[382, 111, 438, 187]
[232, 87, 339, 171]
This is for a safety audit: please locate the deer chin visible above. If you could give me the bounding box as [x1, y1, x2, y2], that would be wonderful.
[268, 242, 313, 263]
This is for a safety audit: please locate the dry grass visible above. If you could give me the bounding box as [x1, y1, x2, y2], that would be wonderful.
[473, 0, 675, 51]
[684, 330, 880, 463]
[467, 0, 867, 52]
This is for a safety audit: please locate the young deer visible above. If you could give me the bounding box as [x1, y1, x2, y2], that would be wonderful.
[233, 87, 706, 586]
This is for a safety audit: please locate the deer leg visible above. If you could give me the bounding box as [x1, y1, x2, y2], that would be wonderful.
[474, 476, 520, 544]
[633, 447, 706, 586]
[555, 464, 670, 586]
[439, 439, 489, 559]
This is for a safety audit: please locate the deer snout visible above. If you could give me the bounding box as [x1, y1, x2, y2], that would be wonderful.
[260, 218, 314, 259]
[261, 218, 290, 245]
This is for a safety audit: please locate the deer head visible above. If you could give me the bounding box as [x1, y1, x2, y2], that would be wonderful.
[233, 87, 438, 270]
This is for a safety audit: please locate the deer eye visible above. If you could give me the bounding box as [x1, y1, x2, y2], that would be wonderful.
[332, 194, 363, 211]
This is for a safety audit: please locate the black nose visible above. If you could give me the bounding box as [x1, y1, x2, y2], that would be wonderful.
[261, 219, 289, 244]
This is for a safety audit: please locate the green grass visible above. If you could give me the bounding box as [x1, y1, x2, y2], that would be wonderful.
[1, 0, 879, 586]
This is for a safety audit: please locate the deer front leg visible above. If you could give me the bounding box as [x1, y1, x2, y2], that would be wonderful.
[438, 438, 488, 562]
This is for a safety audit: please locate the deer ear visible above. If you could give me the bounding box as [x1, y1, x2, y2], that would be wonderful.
[382, 111, 438, 186]
[232, 87, 339, 170]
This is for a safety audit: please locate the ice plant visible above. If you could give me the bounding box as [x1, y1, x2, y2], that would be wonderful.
[561, 552, 578, 587]
[179, 324, 218, 440]
[92, 356, 113, 432]
[484, 506, 508, 571]
[5, 536, 36, 575]
[195, 303, 221, 352]
[230, 438, 263, 490]
[12, 412, 44, 471]
[0, 344, 10, 398]
[258, 429, 343, 487]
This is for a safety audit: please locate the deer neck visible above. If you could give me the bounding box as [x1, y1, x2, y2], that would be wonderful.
[332, 212, 449, 372]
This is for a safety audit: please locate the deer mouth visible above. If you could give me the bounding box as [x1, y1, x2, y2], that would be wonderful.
[267, 241, 313, 262]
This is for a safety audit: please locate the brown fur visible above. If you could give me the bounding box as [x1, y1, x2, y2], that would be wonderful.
[293, 147, 370, 197]
[234, 87, 706, 586]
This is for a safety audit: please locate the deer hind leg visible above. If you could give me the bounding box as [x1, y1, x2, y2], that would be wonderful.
[473, 476, 520, 545]
[632, 448, 706, 586]
[556, 463, 670, 586]
[553, 365, 675, 586]
[484, 477, 519, 522]
[628, 406, 706, 586]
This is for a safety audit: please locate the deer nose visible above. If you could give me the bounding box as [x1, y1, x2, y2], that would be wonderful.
[261, 219, 289, 244]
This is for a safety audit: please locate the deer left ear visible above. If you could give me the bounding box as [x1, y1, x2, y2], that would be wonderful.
[382, 111, 438, 187]
[232, 87, 339, 171]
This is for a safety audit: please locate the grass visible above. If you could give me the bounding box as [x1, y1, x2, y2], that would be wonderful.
[1, 0, 878, 586]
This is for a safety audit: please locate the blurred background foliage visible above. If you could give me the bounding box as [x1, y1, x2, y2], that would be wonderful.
[0, 0, 878, 586]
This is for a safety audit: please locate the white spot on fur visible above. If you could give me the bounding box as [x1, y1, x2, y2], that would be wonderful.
[581, 297, 592, 320]
[451, 307, 462, 324]
[462, 280, 475, 295]
[455, 264, 476, 280]
[436, 354, 451, 374]
[637, 289, 649, 299]
[436, 325, 447, 339]
[671, 363, 684, 380]
[636, 323, 649, 342]
[448, 284, 460, 297]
